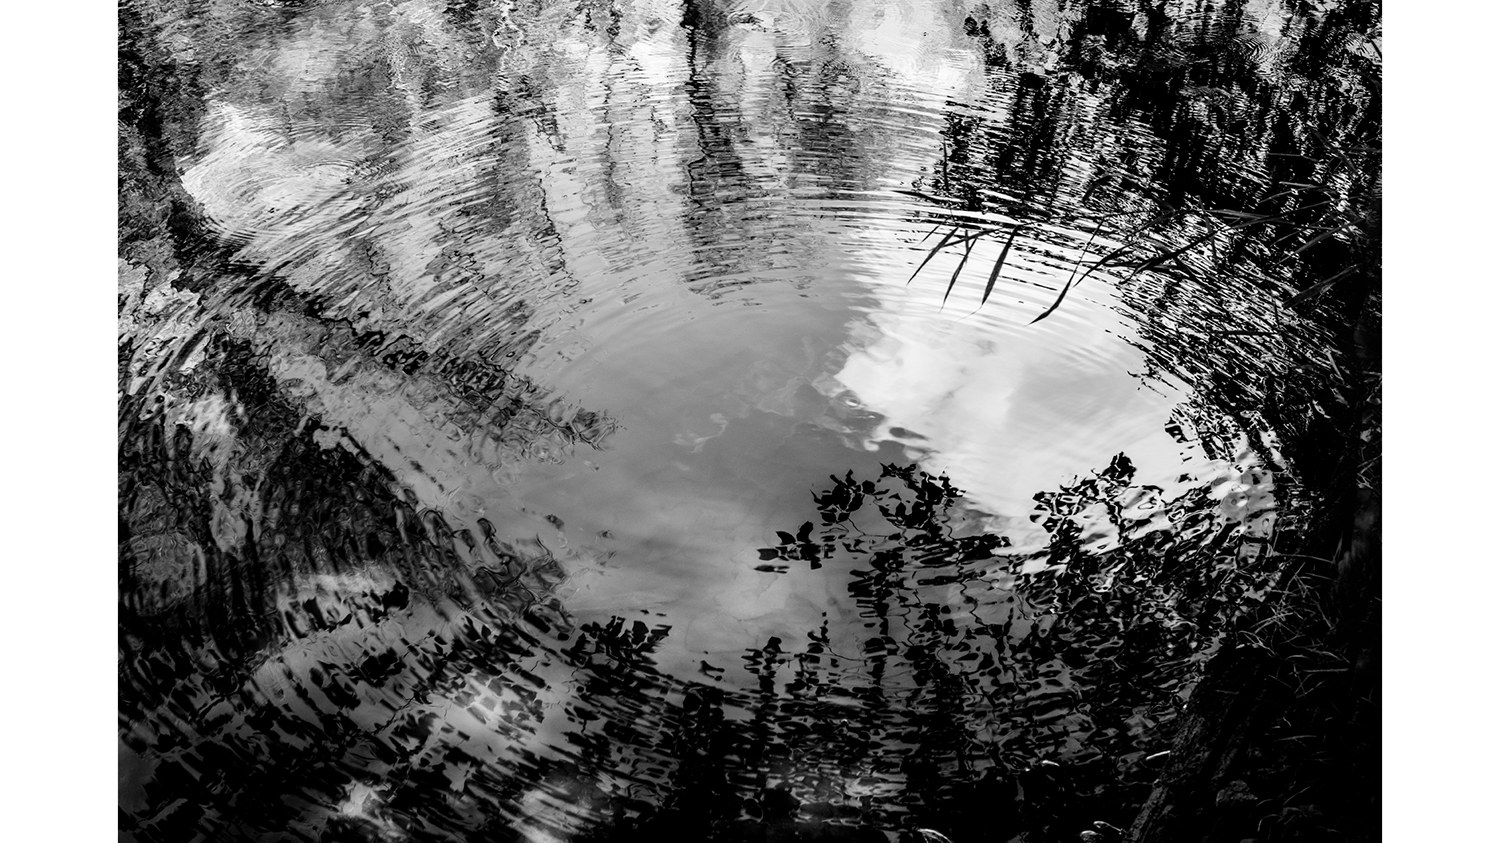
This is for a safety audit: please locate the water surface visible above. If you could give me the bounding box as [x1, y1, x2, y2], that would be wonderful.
[119, 1, 1369, 839]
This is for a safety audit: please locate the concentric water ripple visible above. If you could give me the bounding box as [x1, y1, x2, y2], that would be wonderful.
[119, 0, 1359, 839]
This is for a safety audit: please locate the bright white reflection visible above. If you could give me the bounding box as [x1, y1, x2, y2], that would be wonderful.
[157, 0, 1272, 689]
[827, 228, 1196, 518]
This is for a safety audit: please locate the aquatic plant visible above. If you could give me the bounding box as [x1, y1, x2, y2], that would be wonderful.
[907, 0, 1380, 326]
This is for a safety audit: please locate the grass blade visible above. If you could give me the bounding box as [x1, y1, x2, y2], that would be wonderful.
[1037, 229, 1216, 325]
[909, 226, 962, 284]
[1122, 229, 1220, 282]
[1061, 220, 1106, 288]
[1030, 278, 1074, 324]
[1257, 184, 1329, 204]
[1308, 125, 1356, 172]
[1284, 266, 1357, 307]
[981, 225, 1024, 307]
[943, 234, 978, 305]
[1080, 172, 1116, 206]
[1290, 222, 1348, 257]
[1211, 209, 1276, 220]
[1067, 240, 1140, 289]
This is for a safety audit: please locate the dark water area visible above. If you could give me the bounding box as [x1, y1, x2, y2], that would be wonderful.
[118, 1, 1379, 841]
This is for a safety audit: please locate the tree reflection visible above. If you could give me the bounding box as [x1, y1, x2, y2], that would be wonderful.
[721, 450, 1276, 840]
[120, 2, 1377, 840]
[918, 0, 1378, 328]
[121, 400, 1274, 840]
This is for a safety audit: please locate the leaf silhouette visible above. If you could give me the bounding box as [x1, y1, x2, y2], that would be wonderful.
[1121, 230, 1220, 283]
[981, 225, 1024, 307]
[1061, 217, 1108, 290]
[909, 226, 962, 284]
[1030, 278, 1074, 324]
[1066, 241, 1139, 290]
[1030, 230, 1160, 322]
[943, 233, 978, 305]
[1284, 266, 1357, 307]
[1079, 172, 1115, 206]
[911, 226, 988, 286]
[1213, 208, 1279, 219]
[1290, 222, 1349, 257]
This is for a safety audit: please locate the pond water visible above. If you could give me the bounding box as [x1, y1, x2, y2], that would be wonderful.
[119, 1, 1376, 841]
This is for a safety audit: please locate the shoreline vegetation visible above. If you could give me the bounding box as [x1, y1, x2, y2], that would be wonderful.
[903, 2, 1380, 831]
[1128, 207, 1379, 841]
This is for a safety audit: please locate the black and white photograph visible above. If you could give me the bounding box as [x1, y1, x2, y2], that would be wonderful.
[104, 0, 1397, 839]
